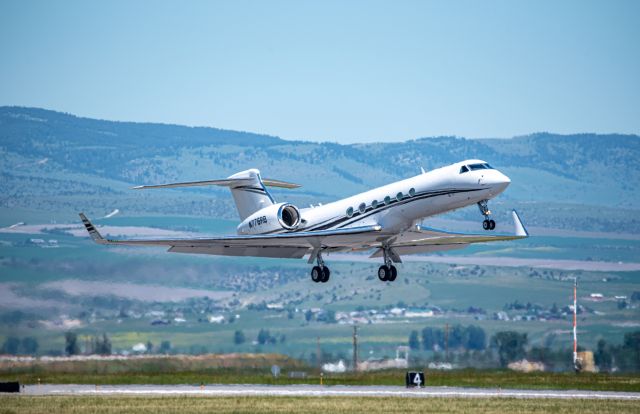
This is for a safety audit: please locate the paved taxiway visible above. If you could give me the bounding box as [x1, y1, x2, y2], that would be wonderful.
[22, 384, 640, 400]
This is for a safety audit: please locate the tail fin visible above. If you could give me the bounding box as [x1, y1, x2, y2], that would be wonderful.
[132, 169, 300, 221]
[226, 169, 275, 220]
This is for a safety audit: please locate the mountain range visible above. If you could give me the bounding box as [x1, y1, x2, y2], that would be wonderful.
[1, 106, 638, 233]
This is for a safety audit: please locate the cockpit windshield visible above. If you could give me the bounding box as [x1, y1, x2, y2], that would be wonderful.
[459, 163, 494, 174]
[469, 163, 487, 171]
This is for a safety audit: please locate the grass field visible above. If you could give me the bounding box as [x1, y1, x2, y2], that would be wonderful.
[2, 369, 639, 392]
[1, 396, 638, 414]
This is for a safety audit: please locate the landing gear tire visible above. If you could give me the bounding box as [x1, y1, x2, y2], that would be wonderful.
[482, 219, 496, 231]
[320, 267, 330, 283]
[311, 266, 330, 283]
[389, 265, 397, 282]
[378, 265, 397, 282]
[378, 265, 391, 281]
[311, 266, 322, 283]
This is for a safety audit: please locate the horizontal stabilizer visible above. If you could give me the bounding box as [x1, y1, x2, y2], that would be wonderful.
[261, 178, 301, 189]
[132, 177, 300, 190]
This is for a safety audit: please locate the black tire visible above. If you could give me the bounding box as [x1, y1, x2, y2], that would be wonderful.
[483, 220, 490, 230]
[311, 266, 322, 283]
[321, 267, 331, 283]
[378, 265, 389, 281]
[489, 219, 496, 230]
[389, 265, 398, 282]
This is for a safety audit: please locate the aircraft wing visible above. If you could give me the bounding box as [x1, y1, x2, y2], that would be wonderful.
[79, 213, 385, 259]
[80, 210, 527, 261]
[369, 210, 529, 259]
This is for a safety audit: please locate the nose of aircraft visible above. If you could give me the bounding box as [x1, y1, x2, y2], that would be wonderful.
[479, 169, 510, 193]
[492, 170, 511, 193]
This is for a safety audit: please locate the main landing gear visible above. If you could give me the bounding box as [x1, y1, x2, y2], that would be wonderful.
[378, 264, 397, 282]
[478, 199, 496, 230]
[377, 246, 398, 282]
[310, 252, 330, 283]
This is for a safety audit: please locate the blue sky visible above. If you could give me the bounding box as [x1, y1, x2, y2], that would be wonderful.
[1, 0, 638, 143]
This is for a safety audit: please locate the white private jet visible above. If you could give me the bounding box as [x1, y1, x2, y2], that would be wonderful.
[80, 160, 528, 283]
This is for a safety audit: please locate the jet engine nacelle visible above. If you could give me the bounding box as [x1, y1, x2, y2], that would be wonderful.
[237, 202, 301, 235]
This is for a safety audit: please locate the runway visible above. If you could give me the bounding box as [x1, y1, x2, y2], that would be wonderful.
[21, 384, 640, 400]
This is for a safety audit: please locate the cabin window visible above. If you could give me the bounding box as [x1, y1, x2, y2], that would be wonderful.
[371, 200, 379, 209]
[408, 188, 416, 197]
[358, 203, 366, 213]
[384, 196, 391, 205]
[346, 207, 354, 217]
[459, 165, 469, 174]
[396, 192, 404, 202]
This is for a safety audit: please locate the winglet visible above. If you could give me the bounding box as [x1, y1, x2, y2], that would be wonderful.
[79, 213, 107, 244]
[512, 210, 529, 237]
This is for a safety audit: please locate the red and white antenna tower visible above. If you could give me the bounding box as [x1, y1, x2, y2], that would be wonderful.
[573, 277, 580, 372]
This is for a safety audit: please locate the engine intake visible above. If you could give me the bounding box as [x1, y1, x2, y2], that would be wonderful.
[278, 204, 301, 229]
[237, 202, 302, 235]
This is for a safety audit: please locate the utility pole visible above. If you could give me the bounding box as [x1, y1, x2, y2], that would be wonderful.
[316, 336, 321, 372]
[352, 325, 358, 372]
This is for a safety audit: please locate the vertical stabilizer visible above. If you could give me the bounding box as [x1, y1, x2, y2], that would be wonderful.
[227, 169, 275, 220]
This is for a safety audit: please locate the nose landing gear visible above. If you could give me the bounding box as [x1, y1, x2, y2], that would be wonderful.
[482, 220, 495, 230]
[478, 200, 496, 231]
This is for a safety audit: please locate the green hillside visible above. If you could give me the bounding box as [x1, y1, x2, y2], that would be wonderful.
[1, 106, 639, 232]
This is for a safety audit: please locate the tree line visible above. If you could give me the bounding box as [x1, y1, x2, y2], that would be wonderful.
[233, 329, 286, 346]
[62, 332, 173, 356]
[593, 332, 640, 372]
[1, 336, 38, 355]
[64, 332, 111, 355]
[408, 327, 640, 372]
[408, 325, 487, 352]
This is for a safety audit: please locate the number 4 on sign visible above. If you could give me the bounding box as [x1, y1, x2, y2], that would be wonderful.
[413, 374, 422, 386]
